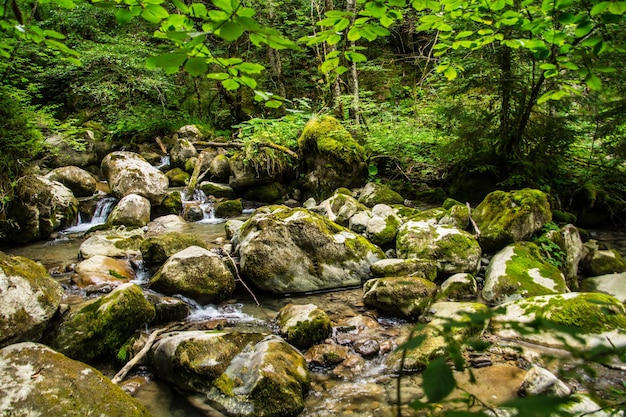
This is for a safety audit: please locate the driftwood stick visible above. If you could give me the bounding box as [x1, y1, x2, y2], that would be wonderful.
[155, 136, 168, 154]
[112, 328, 169, 385]
[467, 202, 481, 239]
[221, 249, 261, 307]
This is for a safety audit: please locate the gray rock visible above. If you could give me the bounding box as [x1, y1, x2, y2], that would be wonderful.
[170, 137, 198, 169]
[370, 258, 438, 280]
[45, 166, 97, 197]
[363, 276, 437, 319]
[358, 182, 404, 208]
[78, 228, 144, 259]
[581, 272, 626, 303]
[439, 273, 478, 301]
[107, 193, 151, 228]
[276, 303, 332, 349]
[518, 366, 571, 397]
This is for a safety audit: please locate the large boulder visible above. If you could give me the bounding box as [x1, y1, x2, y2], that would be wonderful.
[45, 283, 155, 362]
[206, 335, 311, 417]
[0, 252, 63, 348]
[363, 276, 437, 319]
[316, 189, 368, 227]
[101, 151, 169, 205]
[365, 204, 402, 247]
[369, 258, 438, 281]
[396, 220, 482, 277]
[581, 272, 626, 303]
[581, 248, 626, 276]
[0, 342, 151, 417]
[73, 255, 134, 288]
[148, 246, 235, 304]
[45, 166, 97, 197]
[482, 242, 568, 305]
[170, 137, 198, 169]
[150, 330, 267, 394]
[45, 133, 111, 169]
[3, 175, 78, 242]
[140, 231, 208, 270]
[298, 116, 368, 199]
[106, 193, 151, 228]
[238, 206, 385, 294]
[490, 292, 626, 351]
[473, 188, 552, 253]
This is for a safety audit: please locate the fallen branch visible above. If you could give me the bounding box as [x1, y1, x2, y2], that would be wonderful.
[196, 141, 299, 159]
[220, 249, 261, 307]
[467, 202, 481, 239]
[112, 327, 169, 385]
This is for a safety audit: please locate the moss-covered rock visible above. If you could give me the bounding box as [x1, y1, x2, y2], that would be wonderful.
[206, 335, 311, 417]
[73, 255, 134, 288]
[200, 181, 236, 199]
[165, 167, 190, 186]
[369, 258, 438, 281]
[148, 246, 235, 304]
[363, 276, 437, 319]
[238, 206, 385, 294]
[150, 330, 267, 394]
[106, 193, 151, 228]
[46, 283, 155, 362]
[386, 301, 490, 371]
[365, 204, 402, 247]
[581, 249, 626, 276]
[317, 190, 369, 227]
[473, 188, 552, 253]
[303, 343, 350, 367]
[244, 182, 284, 203]
[0, 252, 63, 348]
[214, 199, 243, 218]
[78, 228, 145, 259]
[45, 166, 97, 197]
[396, 220, 482, 277]
[358, 182, 404, 208]
[101, 151, 169, 205]
[170, 137, 198, 169]
[482, 242, 568, 305]
[3, 175, 79, 242]
[209, 153, 231, 182]
[439, 273, 478, 301]
[298, 116, 368, 199]
[581, 272, 626, 303]
[407, 207, 448, 224]
[158, 190, 183, 215]
[276, 304, 332, 349]
[140, 231, 208, 269]
[491, 292, 626, 350]
[0, 342, 151, 417]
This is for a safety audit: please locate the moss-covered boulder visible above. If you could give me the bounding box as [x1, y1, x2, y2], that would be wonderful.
[140, 231, 208, 269]
[303, 343, 350, 367]
[0, 252, 63, 348]
[358, 182, 404, 208]
[0, 342, 151, 417]
[3, 175, 78, 242]
[365, 204, 402, 247]
[106, 193, 151, 228]
[148, 246, 235, 304]
[200, 181, 236, 199]
[473, 189, 552, 253]
[318, 190, 368, 227]
[45, 283, 155, 362]
[214, 199, 243, 218]
[482, 242, 568, 305]
[238, 206, 385, 294]
[298, 116, 368, 199]
[386, 301, 490, 371]
[101, 151, 169, 205]
[73, 255, 134, 288]
[150, 330, 267, 394]
[581, 249, 626, 276]
[542, 224, 585, 290]
[78, 228, 145, 259]
[581, 272, 626, 303]
[439, 273, 478, 301]
[276, 303, 332, 349]
[396, 220, 482, 277]
[490, 292, 626, 350]
[369, 258, 438, 281]
[363, 276, 437, 319]
[209, 153, 231, 182]
[157, 190, 183, 216]
[165, 167, 190, 186]
[244, 182, 284, 203]
[45, 165, 97, 197]
[206, 335, 311, 417]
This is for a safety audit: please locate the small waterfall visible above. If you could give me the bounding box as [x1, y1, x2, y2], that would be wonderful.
[181, 189, 225, 224]
[156, 155, 170, 171]
[63, 195, 117, 233]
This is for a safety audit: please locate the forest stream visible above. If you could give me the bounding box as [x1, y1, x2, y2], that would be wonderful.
[2, 192, 626, 417]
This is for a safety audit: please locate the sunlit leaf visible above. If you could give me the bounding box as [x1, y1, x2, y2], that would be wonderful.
[423, 357, 455, 403]
[216, 21, 244, 41]
[235, 62, 265, 74]
[222, 78, 240, 90]
[184, 57, 208, 76]
[141, 4, 169, 24]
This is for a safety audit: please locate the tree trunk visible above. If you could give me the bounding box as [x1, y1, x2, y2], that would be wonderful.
[266, 1, 287, 98]
[346, 0, 360, 124]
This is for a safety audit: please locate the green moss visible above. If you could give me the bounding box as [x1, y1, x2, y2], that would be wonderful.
[442, 198, 463, 210]
[287, 315, 332, 348]
[552, 209, 577, 224]
[298, 116, 365, 165]
[214, 199, 243, 218]
[140, 232, 208, 267]
[539, 293, 626, 334]
[214, 373, 237, 396]
[161, 191, 183, 215]
[243, 183, 284, 203]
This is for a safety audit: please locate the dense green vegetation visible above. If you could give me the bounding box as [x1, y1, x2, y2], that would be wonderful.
[0, 0, 625, 225]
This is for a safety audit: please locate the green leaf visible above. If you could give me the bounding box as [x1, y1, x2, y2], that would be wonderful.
[212, 0, 233, 12]
[222, 78, 240, 90]
[172, 0, 189, 13]
[443, 65, 457, 80]
[206, 72, 230, 80]
[189, 3, 208, 17]
[585, 73, 602, 90]
[208, 10, 229, 20]
[609, 1, 626, 15]
[43, 29, 66, 40]
[141, 4, 169, 24]
[423, 357, 456, 403]
[590, 1, 611, 16]
[265, 99, 283, 108]
[217, 21, 244, 41]
[146, 53, 187, 74]
[345, 51, 367, 62]
[347, 27, 362, 41]
[115, 8, 134, 24]
[234, 62, 265, 74]
[184, 57, 208, 76]
[238, 75, 257, 89]
[574, 21, 593, 38]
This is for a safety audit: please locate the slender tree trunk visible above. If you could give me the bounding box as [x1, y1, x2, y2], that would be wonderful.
[266, 1, 287, 98]
[499, 45, 512, 147]
[346, 0, 359, 124]
[323, 0, 342, 106]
